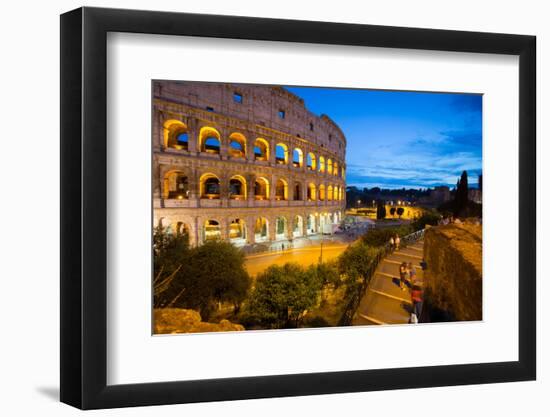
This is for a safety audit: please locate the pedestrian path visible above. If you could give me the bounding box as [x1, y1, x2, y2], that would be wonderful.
[352, 241, 424, 325]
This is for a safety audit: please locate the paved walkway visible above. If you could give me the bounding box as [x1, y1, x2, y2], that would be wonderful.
[352, 240, 424, 325]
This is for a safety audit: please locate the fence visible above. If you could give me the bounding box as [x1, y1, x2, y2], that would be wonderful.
[337, 228, 425, 326]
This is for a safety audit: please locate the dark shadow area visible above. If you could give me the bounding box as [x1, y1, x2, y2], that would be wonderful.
[36, 386, 59, 401]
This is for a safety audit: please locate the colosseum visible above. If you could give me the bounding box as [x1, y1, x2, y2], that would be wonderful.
[152, 81, 347, 247]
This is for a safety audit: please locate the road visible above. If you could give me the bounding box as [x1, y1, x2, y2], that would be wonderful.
[245, 244, 349, 276]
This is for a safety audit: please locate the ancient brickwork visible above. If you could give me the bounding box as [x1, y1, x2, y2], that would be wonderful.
[153, 81, 347, 246]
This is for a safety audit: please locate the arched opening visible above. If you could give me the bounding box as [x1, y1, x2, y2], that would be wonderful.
[254, 138, 269, 161]
[275, 143, 289, 164]
[163, 120, 189, 150]
[204, 220, 221, 241]
[175, 222, 189, 237]
[254, 177, 270, 200]
[307, 183, 316, 201]
[163, 171, 189, 199]
[327, 159, 333, 175]
[293, 182, 303, 200]
[333, 161, 339, 176]
[319, 184, 326, 201]
[327, 185, 334, 201]
[293, 215, 304, 238]
[275, 179, 288, 201]
[228, 132, 246, 158]
[293, 148, 303, 168]
[229, 175, 247, 199]
[254, 217, 269, 242]
[319, 156, 326, 173]
[229, 218, 246, 243]
[200, 173, 220, 199]
[307, 152, 316, 170]
[307, 214, 316, 235]
[199, 127, 221, 154]
[275, 216, 287, 240]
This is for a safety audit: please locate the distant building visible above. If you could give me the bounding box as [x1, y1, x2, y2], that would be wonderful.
[431, 186, 451, 205]
[468, 188, 482, 204]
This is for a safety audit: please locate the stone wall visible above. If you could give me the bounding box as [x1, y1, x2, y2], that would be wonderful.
[154, 308, 244, 334]
[423, 223, 482, 321]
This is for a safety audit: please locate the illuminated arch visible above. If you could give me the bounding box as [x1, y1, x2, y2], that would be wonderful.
[275, 216, 288, 240]
[199, 173, 220, 199]
[319, 156, 326, 173]
[254, 217, 269, 242]
[254, 138, 269, 161]
[204, 219, 221, 241]
[163, 170, 189, 199]
[293, 182, 303, 201]
[254, 176, 270, 200]
[275, 178, 288, 201]
[319, 184, 326, 201]
[293, 148, 304, 168]
[327, 185, 333, 201]
[333, 161, 339, 176]
[228, 218, 246, 242]
[199, 126, 221, 154]
[307, 183, 316, 201]
[275, 143, 289, 164]
[327, 159, 333, 175]
[229, 175, 247, 199]
[228, 132, 247, 158]
[307, 152, 316, 171]
[307, 214, 316, 235]
[293, 215, 304, 238]
[163, 119, 188, 150]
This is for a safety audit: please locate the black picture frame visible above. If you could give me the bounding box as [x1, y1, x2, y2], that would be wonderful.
[60, 6, 536, 410]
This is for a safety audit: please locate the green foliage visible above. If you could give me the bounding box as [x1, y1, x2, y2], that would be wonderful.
[153, 225, 190, 308]
[338, 243, 380, 285]
[243, 263, 323, 329]
[376, 200, 386, 219]
[389, 207, 396, 217]
[396, 207, 405, 218]
[411, 211, 440, 231]
[360, 226, 412, 247]
[154, 227, 251, 320]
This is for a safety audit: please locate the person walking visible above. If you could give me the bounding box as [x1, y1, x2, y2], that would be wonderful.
[394, 234, 401, 250]
[399, 262, 407, 291]
[411, 284, 423, 322]
[389, 236, 395, 252]
[408, 262, 417, 285]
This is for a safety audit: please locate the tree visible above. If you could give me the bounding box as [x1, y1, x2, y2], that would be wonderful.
[338, 243, 381, 296]
[396, 207, 405, 218]
[390, 207, 396, 217]
[244, 263, 322, 329]
[156, 237, 252, 320]
[153, 225, 190, 308]
[478, 173, 483, 192]
[376, 200, 386, 219]
[454, 170, 469, 217]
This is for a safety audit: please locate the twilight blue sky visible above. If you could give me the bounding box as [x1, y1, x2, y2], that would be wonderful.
[285, 86, 482, 190]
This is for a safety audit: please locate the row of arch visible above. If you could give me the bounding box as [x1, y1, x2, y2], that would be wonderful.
[163, 120, 345, 177]
[161, 212, 342, 245]
[164, 171, 345, 201]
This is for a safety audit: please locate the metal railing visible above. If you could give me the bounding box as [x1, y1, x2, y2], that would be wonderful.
[337, 228, 425, 326]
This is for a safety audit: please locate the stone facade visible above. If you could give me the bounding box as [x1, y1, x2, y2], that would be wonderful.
[153, 81, 347, 247]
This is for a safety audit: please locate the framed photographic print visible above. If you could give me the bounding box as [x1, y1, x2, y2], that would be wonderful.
[60, 6, 536, 410]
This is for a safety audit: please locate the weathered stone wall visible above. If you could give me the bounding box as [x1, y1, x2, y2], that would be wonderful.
[154, 308, 244, 334]
[423, 223, 482, 321]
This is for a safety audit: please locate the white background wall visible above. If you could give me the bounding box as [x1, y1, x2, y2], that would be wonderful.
[0, 0, 546, 415]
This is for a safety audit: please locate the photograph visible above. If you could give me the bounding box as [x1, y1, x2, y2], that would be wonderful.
[152, 80, 483, 334]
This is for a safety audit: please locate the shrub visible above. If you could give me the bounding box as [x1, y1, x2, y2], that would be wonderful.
[243, 263, 323, 329]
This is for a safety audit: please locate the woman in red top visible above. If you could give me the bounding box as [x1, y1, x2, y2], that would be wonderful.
[411, 285, 423, 320]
